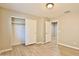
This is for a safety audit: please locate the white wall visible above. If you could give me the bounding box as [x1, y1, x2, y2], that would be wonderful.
[37, 18, 45, 43]
[37, 18, 51, 43]
[58, 12, 79, 48]
[45, 20, 52, 42]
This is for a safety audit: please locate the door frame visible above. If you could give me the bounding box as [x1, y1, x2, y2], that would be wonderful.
[10, 16, 26, 46]
[50, 20, 59, 44]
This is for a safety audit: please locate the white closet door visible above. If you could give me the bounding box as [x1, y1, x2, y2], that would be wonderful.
[11, 18, 25, 46]
[12, 24, 25, 45]
[25, 19, 37, 45]
[45, 21, 51, 42]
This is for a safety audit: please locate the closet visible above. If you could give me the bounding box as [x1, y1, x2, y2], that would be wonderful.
[11, 17, 25, 45]
[11, 17, 37, 46]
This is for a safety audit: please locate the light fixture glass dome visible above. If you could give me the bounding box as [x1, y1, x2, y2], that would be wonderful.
[46, 3, 54, 9]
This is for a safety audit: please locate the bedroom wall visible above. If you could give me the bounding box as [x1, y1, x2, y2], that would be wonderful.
[58, 12, 79, 48]
[0, 7, 47, 51]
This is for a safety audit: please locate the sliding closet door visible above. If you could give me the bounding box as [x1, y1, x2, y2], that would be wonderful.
[12, 18, 25, 46]
[25, 19, 37, 45]
[45, 21, 51, 42]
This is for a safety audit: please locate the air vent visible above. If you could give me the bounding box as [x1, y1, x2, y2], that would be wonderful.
[64, 10, 71, 13]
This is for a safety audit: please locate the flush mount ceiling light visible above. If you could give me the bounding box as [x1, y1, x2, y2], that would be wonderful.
[46, 3, 54, 9]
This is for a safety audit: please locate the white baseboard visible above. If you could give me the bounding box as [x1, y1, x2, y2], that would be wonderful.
[45, 41, 51, 43]
[58, 43, 79, 50]
[36, 41, 51, 45]
[36, 42, 45, 44]
[0, 48, 12, 54]
[12, 42, 22, 46]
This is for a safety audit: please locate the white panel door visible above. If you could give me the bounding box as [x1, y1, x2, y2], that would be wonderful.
[45, 21, 51, 42]
[25, 19, 37, 45]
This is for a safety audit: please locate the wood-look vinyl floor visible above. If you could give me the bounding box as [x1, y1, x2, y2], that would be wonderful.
[0, 42, 79, 56]
[58, 45, 79, 56]
[0, 42, 60, 56]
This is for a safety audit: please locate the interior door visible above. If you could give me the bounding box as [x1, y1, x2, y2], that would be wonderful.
[45, 21, 51, 42]
[25, 19, 37, 45]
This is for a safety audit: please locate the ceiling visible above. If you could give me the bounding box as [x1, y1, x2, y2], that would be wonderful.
[0, 3, 79, 18]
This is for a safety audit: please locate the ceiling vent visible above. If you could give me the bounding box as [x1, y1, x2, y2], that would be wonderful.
[64, 10, 71, 14]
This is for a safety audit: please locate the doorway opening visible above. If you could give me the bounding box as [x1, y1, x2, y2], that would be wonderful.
[51, 22, 58, 41]
[11, 17, 25, 46]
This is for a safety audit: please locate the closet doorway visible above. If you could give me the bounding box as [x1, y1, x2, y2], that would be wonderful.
[11, 17, 37, 46]
[11, 17, 25, 46]
[51, 22, 57, 40]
